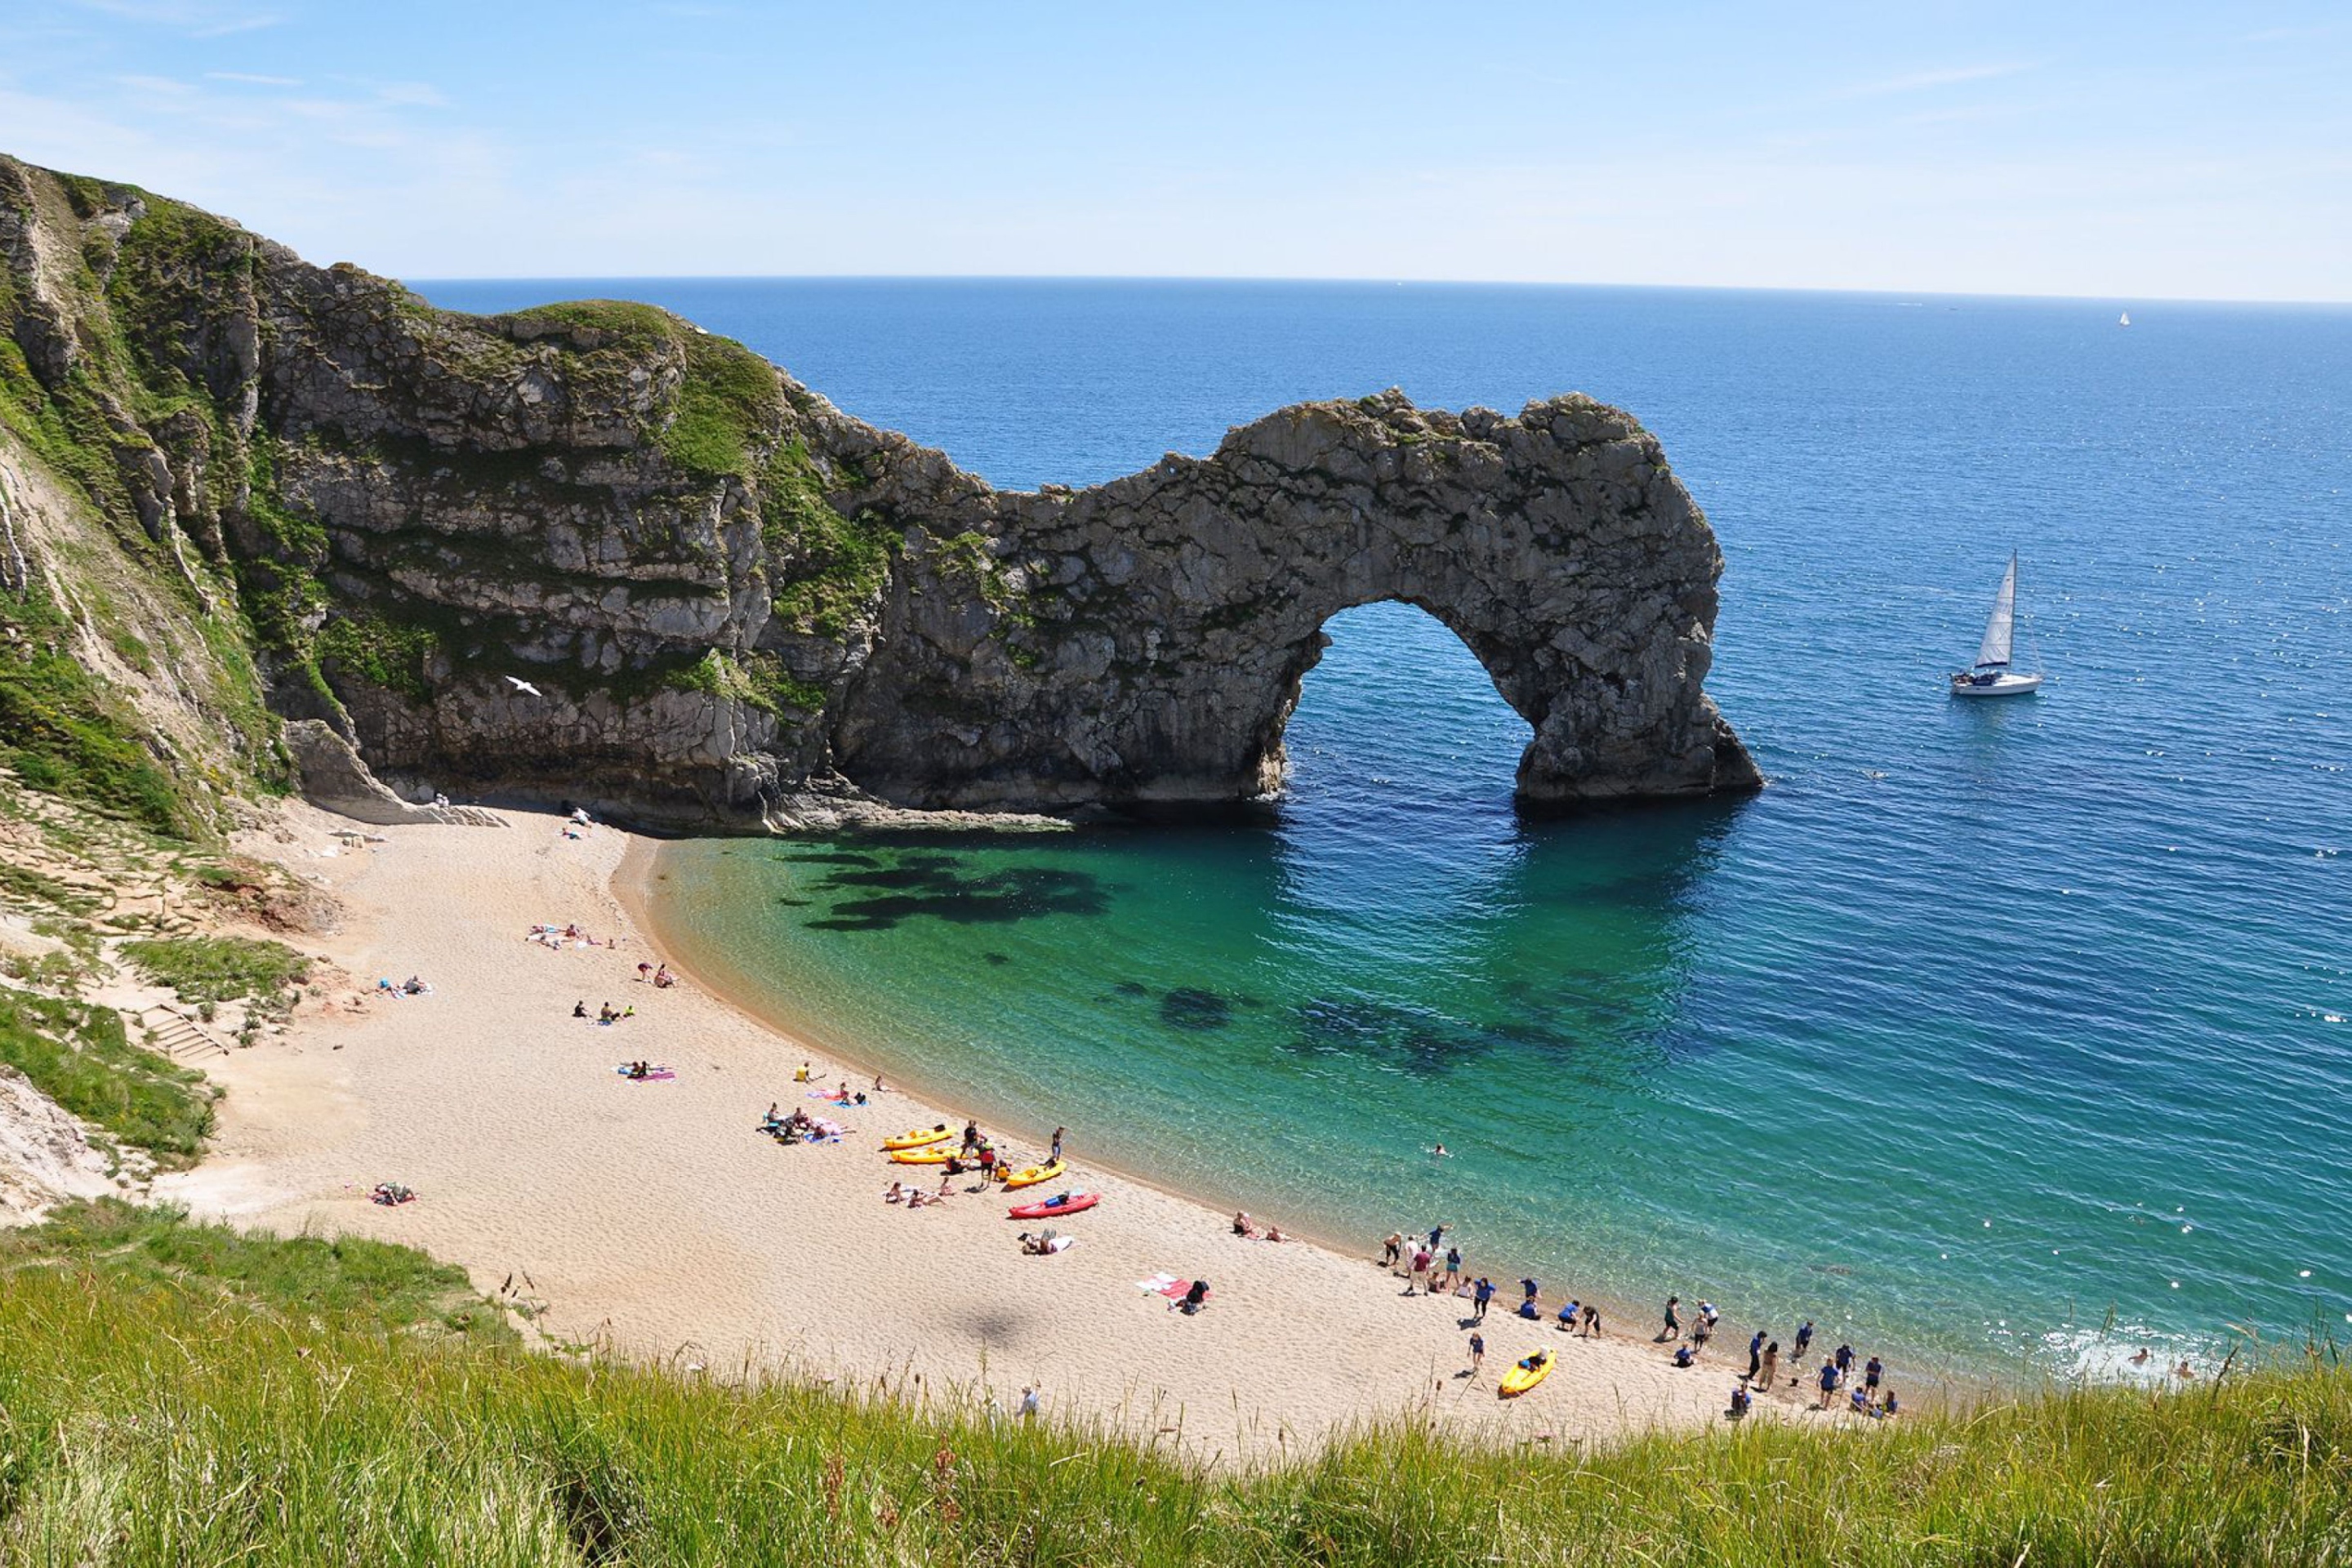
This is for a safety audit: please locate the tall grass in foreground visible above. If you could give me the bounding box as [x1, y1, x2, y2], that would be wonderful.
[0, 1258, 2346, 1565]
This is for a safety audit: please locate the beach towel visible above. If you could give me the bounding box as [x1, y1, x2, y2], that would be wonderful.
[1045, 1235, 1076, 1254]
[1137, 1272, 1181, 1294]
[1156, 1278, 1199, 1301]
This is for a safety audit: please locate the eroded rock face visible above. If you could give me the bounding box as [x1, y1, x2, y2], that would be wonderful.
[829, 391, 1756, 810]
[0, 154, 1757, 829]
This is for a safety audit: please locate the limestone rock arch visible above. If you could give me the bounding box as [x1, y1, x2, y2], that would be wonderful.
[828, 390, 1760, 813]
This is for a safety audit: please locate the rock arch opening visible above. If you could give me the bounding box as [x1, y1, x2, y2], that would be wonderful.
[1258, 600, 1536, 816]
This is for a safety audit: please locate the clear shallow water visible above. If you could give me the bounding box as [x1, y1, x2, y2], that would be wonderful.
[425, 278, 2352, 1379]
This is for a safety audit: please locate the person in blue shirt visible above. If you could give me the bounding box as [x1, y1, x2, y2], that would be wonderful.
[1471, 1276, 1494, 1322]
[1747, 1330, 1766, 1383]
[1557, 1298, 1580, 1331]
[1817, 1358, 1840, 1408]
[1468, 1332, 1485, 1374]
[1673, 1344, 1696, 1368]
[1517, 1277, 1541, 1320]
[1794, 1320, 1815, 1368]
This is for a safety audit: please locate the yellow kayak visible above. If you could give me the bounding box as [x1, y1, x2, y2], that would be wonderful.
[881, 1125, 953, 1152]
[889, 1147, 962, 1165]
[1000, 1157, 1066, 1190]
[1499, 1351, 1553, 1398]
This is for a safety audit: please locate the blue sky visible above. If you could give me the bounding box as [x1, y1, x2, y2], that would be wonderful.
[2, 1, 2345, 300]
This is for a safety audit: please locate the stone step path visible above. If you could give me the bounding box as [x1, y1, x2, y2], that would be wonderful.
[138, 1004, 229, 1061]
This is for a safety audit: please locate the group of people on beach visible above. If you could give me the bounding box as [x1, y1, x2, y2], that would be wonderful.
[528, 920, 616, 950]
[1385, 1224, 1908, 1419]
[1654, 1297, 1900, 1419]
[575, 1000, 636, 1023]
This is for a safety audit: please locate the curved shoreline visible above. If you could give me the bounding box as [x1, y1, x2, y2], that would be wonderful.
[173, 803, 1944, 1459]
[619, 830, 1986, 1419]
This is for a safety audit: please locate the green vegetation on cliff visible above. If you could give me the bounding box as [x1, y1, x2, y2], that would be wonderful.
[0, 591, 192, 836]
[2, 1198, 515, 1344]
[762, 436, 896, 639]
[0, 1234, 2341, 1564]
[0, 164, 281, 837]
[0, 988, 214, 1162]
[119, 933, 310, 1009]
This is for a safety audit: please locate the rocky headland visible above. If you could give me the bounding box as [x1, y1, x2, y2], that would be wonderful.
[1, 154, 1757, 833]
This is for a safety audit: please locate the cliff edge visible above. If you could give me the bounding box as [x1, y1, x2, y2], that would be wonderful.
[0, 154, 1757, 831]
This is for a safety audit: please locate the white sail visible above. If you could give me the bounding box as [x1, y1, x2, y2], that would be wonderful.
[1975, 555, 2017, 669]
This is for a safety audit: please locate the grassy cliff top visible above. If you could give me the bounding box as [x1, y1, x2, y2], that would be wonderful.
[0, 1200, 2343, 1565]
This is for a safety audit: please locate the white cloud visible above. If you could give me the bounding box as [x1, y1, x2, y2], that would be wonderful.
[205, 69, 301, 86]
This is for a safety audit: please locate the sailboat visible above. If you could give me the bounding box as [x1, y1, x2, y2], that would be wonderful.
[1950, 553, 2043, 697]
[2118, 310, 2132, 327]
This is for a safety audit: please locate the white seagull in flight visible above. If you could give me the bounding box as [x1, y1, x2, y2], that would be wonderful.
[505, 675, 543, 697]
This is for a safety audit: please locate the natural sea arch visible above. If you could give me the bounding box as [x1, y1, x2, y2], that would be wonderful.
[831, 393, 1758, 816]
[1250, 597, 1539, 804]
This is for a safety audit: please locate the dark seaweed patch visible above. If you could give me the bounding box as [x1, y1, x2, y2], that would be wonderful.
[1160, 988, 1232, 1031]
[802, 858, 1109, 931]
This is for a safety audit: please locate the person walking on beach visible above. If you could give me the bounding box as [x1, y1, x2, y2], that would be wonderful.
[1382, 1232, 1404, 1269]
[1660, 1296, 1682, 1343]
[1441, 1245, 1463, 1292]
[1834, 1343, 1855, 1384]
[961, 1120, 980, 1155]
[1793, 1320, 1815, 1379]
[1050, 1126, 1065, 1162]
[1472, 1276, 1494, 1322]
[1468, 1332, 1486, 1376]
[1864, 1355, 1883, 1401]
[1757, 1339, 1780, 1392]
[1407, 1247, 1432, 1295]
[1427, 1222, 1450, 1254]
[1747, 1330, 1766, 1383]
[1817, 1358, 1840, 1410]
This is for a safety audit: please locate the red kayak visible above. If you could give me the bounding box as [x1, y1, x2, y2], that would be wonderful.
[1008, 1192, 1099, 1220]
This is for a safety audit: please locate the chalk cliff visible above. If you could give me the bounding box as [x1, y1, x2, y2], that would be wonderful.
[0, 154, 1757, 832]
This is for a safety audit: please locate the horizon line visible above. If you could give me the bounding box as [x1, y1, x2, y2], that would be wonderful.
[396, 273, 2352, 310]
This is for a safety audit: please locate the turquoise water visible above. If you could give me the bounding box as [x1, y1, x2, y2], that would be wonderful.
[429, 279, 2352, 1379]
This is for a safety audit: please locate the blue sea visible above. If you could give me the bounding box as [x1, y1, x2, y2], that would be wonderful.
[420, 278, 2352, 1383]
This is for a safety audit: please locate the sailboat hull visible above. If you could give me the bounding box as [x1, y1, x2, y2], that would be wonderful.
[1950, 671, 2043, 698]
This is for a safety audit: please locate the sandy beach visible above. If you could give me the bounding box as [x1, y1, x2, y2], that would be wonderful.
[161, 805, 1813, 1459]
